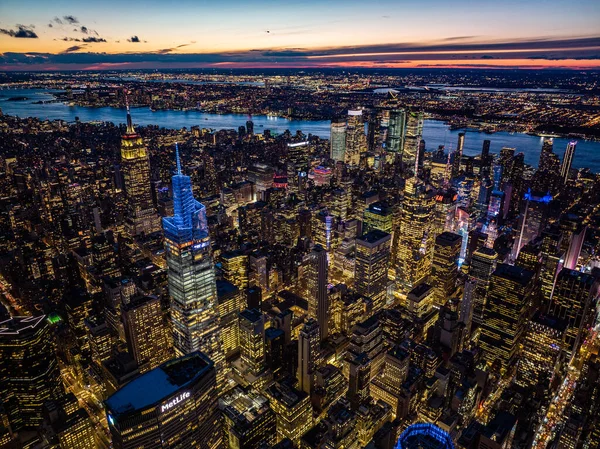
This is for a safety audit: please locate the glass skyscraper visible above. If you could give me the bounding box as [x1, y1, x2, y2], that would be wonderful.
[163, 144, 225, 386]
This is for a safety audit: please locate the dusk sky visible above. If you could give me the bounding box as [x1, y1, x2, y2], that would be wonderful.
[1, 0, 599, 70]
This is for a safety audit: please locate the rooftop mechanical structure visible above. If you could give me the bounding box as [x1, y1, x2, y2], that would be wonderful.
[395, 423, 454, 449]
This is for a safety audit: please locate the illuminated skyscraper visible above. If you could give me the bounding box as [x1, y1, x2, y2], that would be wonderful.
[479, 264, 534, 370]
[287, 141, 310, 193]
[385, 109, 406, 154]
[355, 230, 391, 313]
[548, 269, 598, 354]
[239, 308, 266, 376]
[431, 232, 462, 307]
[265, 382, 313, 445]
[330, 122, 347, 162]
[306, 245, 329, 341]
[297, 318, 320, 394]
[560, 141, 577, 184]
[163, 145, 225, 384]
[120, 105, 161, 237]
[220, 251, 249, 290]
[395, 169, 435, 296]
[122, 295, 172, 373]
[402, 110, 424, 175]
[512, 189, 552, 260]
[220, 387, 276, 449]
[363, 202, 394, 235]
[217, 280, 245, 359]
[539, 138, 554, 171]
[345, 110, 365, 166]
[516, 311, 566, 389]
[451, 132, 465, 179]
[481, 139, 492, 178]
[0, 316, 62, 431]
[105, 352, 222, 449]
[370, 346, 410, 418]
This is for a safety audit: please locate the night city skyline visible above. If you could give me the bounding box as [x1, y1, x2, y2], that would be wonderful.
[1, 2, 600, 449]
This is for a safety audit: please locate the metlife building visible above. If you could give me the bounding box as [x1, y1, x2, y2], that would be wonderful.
[105, 352, 222, 449]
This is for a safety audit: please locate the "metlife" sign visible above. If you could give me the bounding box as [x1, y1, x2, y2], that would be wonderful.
[161, 391, 191, 413]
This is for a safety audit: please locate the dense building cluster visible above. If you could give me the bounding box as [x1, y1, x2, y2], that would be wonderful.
[0, 78, 599, 449]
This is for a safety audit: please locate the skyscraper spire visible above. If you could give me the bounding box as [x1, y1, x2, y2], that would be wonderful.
[175, 142, 182, 175]
[125, 91, 135, 134]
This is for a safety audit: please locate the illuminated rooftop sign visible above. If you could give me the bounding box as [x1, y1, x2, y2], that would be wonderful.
[161, 391, 191, 413]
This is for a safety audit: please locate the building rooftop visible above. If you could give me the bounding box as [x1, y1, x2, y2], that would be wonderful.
[493, 263, 534, 287]
[265, 382, 308, 408]
[219, 386, 270, 427]
[105, 352, 212, 416]
[435, 232, 462, 246]
[357, 229, 391, 245]
[216, 279, 239, 298]
[0, 315, 46, 339]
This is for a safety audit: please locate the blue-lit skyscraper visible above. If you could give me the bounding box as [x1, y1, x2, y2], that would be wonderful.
[163, 144, 225, 386]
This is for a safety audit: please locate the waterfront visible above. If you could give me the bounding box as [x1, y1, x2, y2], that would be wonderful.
[1, 88, 599, 171]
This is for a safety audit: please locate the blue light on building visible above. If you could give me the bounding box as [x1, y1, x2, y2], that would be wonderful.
[395, 423, 455, 449]
[163, 144, 224, 379]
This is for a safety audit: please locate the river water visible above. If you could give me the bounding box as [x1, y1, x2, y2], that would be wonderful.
[1, 88, 599, 171]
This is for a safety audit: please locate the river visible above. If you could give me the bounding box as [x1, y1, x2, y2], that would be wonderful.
[1, 88, 599, 171]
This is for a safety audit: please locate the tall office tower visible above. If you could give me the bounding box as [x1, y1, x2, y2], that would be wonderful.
[481, 139, 492, 178]
[217, 280, 245, 359]
[435, 306, 463, 357]
[355, 230, 391, 313]
[297, 318, 321, 394]
[239, 308, 266, 376]
[459, 278, 476, 345]
[246, 120, 254, 136]
[120, 105, 161, 237]
[346, 316, 386, 380]
[221, 251, 249, 290]
[370, 346, 410, 418]
[331, 188, 350, 223]
[363, 202, 394, 234]
[330, 122, 347, 162]
[402, 109, 424, 175]
[451, 132, 465, 179]
[548, 269, 598, 354]
[479, 264, 534, 370]
[512, 190, 552, 261]
[345, 110, 365, 166]
[105, 352, 222, 449]
[499, 146, 516, 179]
[395, 169, 435, 296]
[163, 146, 225, 384]
[516, 311, 566, 389]
[486, 164, 504, 219]
[313, 211, 336, 252]
[560, 141, 577, 184]
[431, 232, 462, 307]
[306, 245, 329, 341]
[122, 295, 172, 373]
[265, 382, 313, 445]
[220, 387, 276, 449]
[561, 217, 587, 270]
[286, 141, 310, 193]
[432, 189, 457, 238]
[347, 353, 372, 410]
[385, 109, 406, 154]
[0, 316, 62, 431]
[539, 137, 554, 171]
